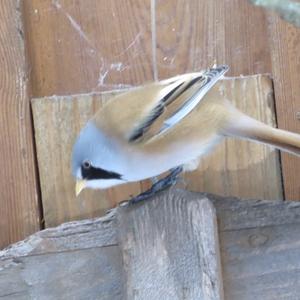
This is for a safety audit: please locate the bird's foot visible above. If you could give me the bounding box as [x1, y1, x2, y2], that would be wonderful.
[119, 166, 183, 206]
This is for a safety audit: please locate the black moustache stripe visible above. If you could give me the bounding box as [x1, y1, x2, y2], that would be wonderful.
[81, 165, 123, 180]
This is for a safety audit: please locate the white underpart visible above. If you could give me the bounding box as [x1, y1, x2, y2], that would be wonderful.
[183, 158, 201, 172]
[123, 136, 223, 182]
[86, 178, 126, 189]
[82, 136, 222, 190]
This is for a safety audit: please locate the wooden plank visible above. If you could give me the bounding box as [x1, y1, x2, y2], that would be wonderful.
[117, 192, 224, 300]
[221, 223, 300, 300]
[0, 213, 121, 300]
[267, 14, 300, 200]
[0, 1, 40, 249]
[32, 75, 283, 227]
[0, 246, 123, 300]
[0, 190, 224, 300]
[0, 247, 123, 300]
[2, 190, 300, 299]
[0, 214, 117, 259]
[23, 0, 154, 97]
[208, 192, 300, 300]
[155, 0, 272, 79]
[211, 195, 300, 231]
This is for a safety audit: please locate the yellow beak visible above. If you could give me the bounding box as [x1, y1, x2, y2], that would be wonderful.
[75, 180, 87, 196]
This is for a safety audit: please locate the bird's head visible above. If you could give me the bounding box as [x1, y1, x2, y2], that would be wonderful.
[71, 121, 126, 195]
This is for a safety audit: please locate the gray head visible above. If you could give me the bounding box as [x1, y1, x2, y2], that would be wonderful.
[72, 121, 127, 193]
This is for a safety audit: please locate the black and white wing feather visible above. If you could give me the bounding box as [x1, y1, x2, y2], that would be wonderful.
[128, 65, 229, 142]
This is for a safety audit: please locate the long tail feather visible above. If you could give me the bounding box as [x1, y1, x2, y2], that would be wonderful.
[223, 112, 300, 156]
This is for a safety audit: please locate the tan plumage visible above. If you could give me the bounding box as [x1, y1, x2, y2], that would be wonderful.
[72, 65, 300, 193]
[93, 72, 207, 141]
[94, 70, 300, 160]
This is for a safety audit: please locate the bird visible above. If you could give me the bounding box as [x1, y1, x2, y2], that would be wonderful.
[72, 65, 300, 203]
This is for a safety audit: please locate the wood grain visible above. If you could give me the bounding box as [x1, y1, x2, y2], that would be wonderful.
[2, 190, 300, 299]
[0, 1, 40, 249]
[117, 192, 223, 300]
[0, 191, 225, 300]
[210, 193, 300, 300]
[155, 0, 272, 79]
[0, 213, 121, 300]
[268, 14, 300, 200]
[32, 75, 283, 227]
[0, 245, 123, 300]
[23, 0, 154, 97]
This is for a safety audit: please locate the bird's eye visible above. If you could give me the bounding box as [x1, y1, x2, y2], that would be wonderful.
[82, 160, 91, 169]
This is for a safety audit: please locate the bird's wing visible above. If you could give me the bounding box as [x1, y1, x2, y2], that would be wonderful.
[94, 65, 228, 143]
[128, 65, 229, 142]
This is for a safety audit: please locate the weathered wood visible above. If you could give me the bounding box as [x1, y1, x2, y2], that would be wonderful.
[23, 0, 154, 97]
[0, 247, 123, 300]
[0, 214, 122, 300]
[211, 194, 300, 230]
[2, 189, 300, 299]
[210, 193, 300, 300]
[117, 193, 223, 300]
[0, 214, 117, 259]
[155, 0, 272, 79]
[0, 189, 300, 300]
[268, 13, 300, 200]
[221, 224, 300, 300]
[32, 75, 283, 227]
[165, 190, 300, 300]
[0, 190, 223, 300]
[0, 0, 40, 249]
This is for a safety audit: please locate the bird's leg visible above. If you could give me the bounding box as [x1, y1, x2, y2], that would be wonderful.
[120, 166, 183, 206]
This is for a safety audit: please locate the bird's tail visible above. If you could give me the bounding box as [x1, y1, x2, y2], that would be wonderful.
[222, 111, 300, 156]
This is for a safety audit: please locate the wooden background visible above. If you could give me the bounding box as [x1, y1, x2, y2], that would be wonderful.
[0, 0, 299, 249]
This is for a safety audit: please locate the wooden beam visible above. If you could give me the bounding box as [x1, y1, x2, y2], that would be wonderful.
[0, 216, 123, 300]
[2, 190, 300, 299]
[0, 1, 40, 249]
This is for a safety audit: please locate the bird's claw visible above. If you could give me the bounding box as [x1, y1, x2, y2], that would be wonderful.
[119, 166, 183, 206]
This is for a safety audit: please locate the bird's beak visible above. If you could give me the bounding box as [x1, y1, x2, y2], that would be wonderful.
[75, 180, 87, 196]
